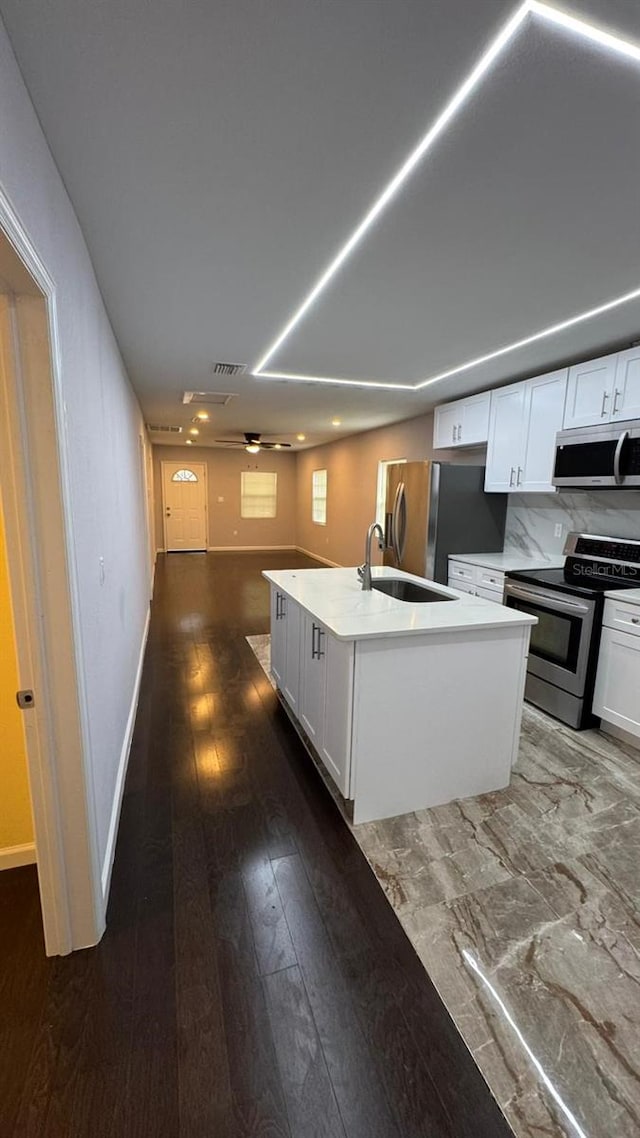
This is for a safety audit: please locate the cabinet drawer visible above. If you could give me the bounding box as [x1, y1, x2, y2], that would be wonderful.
[603, 599, 640, 637]
[476, 568, 505, 593]
[475, 585, 504, 603]
[447, 578, 476, 596]
[448, 560, 475, 583]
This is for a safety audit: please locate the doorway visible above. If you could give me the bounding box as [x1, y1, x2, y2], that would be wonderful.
[0, 213, 101, 956]
[161, 461, 208, 551]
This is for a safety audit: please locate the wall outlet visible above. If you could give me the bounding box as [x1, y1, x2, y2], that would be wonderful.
[554, 523, 563, 539]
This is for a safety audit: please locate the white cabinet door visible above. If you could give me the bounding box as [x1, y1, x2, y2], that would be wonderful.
[282, 595, 301, 713]
[299, 611, 327, 751]
[563, 354, 617, 429]
[321, 634, 354, 797]
[519, 369, 567, 492]
[593, 627, 640, 737]
[484, 382, 525, 492]
[270, 586, 286, 689]
[433, 403, 459, 448]
[612, 347, 640, 422]
[459, 391, 490, 447]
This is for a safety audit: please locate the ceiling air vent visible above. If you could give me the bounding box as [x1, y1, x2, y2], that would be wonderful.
[211, 362, 246, 377]
[182, 390, 238, 406]
[146, 423, 183, 434]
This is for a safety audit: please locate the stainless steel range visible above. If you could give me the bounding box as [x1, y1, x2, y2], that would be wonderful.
[505, 532, 640, 729]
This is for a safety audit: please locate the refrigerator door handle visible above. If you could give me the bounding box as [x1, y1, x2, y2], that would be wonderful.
[384, 510, 394, 550]
[393, 481, 407, 565]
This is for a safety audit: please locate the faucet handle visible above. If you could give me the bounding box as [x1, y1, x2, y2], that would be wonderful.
[357, 564, 365, 580]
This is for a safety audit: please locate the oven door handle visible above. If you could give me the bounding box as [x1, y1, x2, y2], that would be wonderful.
[613, 429, 629, 486]
[504, 582, 591, 615]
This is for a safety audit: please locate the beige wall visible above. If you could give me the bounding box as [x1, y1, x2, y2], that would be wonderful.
[295, 413, 486, 566]
[153, 445, 297, 550]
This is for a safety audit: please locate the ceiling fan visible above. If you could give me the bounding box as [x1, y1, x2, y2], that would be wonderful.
[214, 431, 292, 454]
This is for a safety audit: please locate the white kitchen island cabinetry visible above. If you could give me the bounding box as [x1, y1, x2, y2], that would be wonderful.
[593, 595, 640, 740]
[264, 567, 535, 823]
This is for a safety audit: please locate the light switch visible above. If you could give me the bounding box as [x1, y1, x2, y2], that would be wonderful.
[217, 495, 224, 503]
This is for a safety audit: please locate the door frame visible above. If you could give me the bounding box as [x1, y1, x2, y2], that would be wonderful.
[161, 459, 208, 551]
[0, 189, 103, 955]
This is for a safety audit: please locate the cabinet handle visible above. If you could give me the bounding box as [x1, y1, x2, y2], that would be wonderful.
[311, 623, 325, 659]
[631, 617, 639, 625]
[517, 466, 523, 486]
[453, 425, 457, 442]
[458, 422, 462, 440]
[316, 627, 325, 658]
[509, 467, 515, 487]
[601, 390, 609, 417]
[613, 388, 621, 416]
[276, 593, 281, 619]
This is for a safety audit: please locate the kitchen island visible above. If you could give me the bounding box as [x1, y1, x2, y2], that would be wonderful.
[263, 566, 536, 823]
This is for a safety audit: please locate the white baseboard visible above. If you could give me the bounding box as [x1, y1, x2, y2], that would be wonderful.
[296, 546, 342, 568]
[599, 721, 640, 751]
[0, 842, 36, 870]
[100, 608, 151, 902]
[208, 544, 296, 552]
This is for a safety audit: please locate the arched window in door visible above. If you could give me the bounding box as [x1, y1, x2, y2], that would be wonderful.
[171, 468, 198, 482]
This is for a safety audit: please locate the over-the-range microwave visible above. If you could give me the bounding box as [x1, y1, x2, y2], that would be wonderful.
[553, 419, 640, 489]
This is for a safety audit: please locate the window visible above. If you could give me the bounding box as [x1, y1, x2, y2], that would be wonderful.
[375, 458, 406, 528]
[312, 469, 327, 525]
[172, 468, 198, 482]
[241, 471, 277, 518]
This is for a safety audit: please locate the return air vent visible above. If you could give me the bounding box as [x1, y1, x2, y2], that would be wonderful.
[146, 423, 183, 434]
[182, 390, 238, 406]
[211, 362, 246, 376]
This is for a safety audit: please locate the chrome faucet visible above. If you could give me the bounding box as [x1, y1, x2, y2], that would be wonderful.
[358, 522, 385, 590]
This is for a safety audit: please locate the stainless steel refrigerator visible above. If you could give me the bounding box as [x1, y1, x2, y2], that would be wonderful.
[384, 462, 507, 583]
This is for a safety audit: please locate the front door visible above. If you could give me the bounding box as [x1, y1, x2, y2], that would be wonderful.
[161, 461, 207, 551]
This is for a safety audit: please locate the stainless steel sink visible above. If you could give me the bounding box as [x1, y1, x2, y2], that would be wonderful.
[371, 578, 457, 603]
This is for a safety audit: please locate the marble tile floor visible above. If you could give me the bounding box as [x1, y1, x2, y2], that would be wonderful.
[247, 634, 640, 1138]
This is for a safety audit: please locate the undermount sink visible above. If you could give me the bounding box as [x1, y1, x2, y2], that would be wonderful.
[371, 578, 457, 603]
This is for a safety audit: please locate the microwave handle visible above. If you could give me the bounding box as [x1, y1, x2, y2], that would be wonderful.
[613, 430, 629, 485]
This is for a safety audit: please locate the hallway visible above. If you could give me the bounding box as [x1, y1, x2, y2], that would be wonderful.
[1, 551, 511, 1137]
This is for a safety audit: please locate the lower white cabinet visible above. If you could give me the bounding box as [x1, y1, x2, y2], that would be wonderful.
[270, 587, 301, 714]
[448, 558, 505, 603]
[271, 589, 354, 798]
[593, 600, 640, 738]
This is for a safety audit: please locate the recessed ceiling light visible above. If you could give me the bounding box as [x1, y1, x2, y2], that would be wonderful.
[185, 438, 194, 445]
[252, 2, 640, 391]
[189, 428, 199, 436]
[194, 412, 210, 422]
[332, 418, 341, 427]
[297, 434, 306, 441]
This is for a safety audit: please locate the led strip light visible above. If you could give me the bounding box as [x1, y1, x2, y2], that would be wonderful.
[252, 1, 640, 391]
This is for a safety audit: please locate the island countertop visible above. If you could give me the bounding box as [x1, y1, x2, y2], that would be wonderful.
[263, 566, 537, 641]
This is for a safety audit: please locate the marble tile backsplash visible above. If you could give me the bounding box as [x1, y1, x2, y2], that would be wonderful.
[504, 490, 640, 556]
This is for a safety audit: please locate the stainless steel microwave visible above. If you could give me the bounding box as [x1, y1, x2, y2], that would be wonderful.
[553, 419, 640, 488]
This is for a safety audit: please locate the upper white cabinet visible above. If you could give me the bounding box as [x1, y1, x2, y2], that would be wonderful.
[563, 348, 640, 428]
[485, 369, 568, 493]
[612, 347, 640, 422]
[433, 391, 490, 449]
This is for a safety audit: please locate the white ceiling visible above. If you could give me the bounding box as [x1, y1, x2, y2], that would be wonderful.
[1, 0, 639, 449]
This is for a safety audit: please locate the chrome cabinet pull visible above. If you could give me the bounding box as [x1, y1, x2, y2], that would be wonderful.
[453, 425, 457, 442]
[613, 388, 622, 416]
[517, 466, 523, 486]
[509, 467, 515, 487]
[601, 390, 610, 417]
[316, 626, 325, 659]
[458, 422, 462, 440]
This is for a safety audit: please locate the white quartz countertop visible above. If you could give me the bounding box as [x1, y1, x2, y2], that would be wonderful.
[263, 566, 537, 641]
[450, 551, 564, 571]
[604, 588, 640, 605]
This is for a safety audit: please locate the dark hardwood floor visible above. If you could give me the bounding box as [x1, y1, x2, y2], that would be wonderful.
[1, 551, 513, 1137]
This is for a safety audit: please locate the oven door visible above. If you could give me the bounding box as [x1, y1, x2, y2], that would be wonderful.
[504, 581, 596, 696]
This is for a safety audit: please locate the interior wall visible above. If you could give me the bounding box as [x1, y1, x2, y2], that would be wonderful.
[152, 445, 297, 550]
[295, 412, 486, 565]
[0, 18, 152, 906]
[0, 494, 34, 858]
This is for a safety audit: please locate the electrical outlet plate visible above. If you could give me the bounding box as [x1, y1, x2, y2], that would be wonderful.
[554, 523, 563, 539]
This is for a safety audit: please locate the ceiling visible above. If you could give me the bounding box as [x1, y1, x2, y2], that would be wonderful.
[1, 0, 639, 450]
